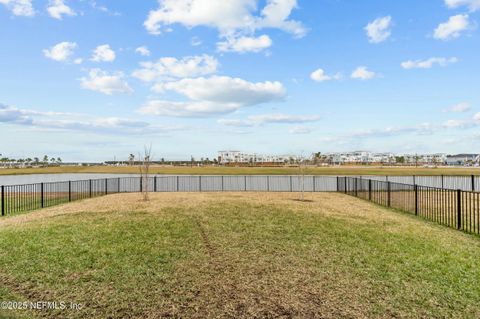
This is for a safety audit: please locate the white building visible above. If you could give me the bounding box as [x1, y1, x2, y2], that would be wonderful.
[322, 151, 395, 164]
[218, 151, 291, 164]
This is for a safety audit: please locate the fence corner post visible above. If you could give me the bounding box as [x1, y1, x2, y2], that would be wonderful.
[457, 189, 462, 230]
[1, 185, 4, 216]
[414, 185, 418, 215]
[387, 181, 391, 207]
[41, 182, 44, 208]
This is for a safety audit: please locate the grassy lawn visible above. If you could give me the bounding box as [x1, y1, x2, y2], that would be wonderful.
[0, 192, 479, 318]
[1, 165, 480, 176]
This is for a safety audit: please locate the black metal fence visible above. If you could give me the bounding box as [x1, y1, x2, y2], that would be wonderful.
[1, 175, 479, 236]
[0, 176, 339, 216]
[339, 177, 480, 235]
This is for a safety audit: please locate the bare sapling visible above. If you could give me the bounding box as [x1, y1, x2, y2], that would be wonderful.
[139, 145, 152, 201]
[298, 153, 306, 201]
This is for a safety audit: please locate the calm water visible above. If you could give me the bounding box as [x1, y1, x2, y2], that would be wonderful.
[0, 173, 140, 186]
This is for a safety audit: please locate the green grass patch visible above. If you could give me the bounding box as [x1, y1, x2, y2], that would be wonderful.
[0, 193, 479, 318]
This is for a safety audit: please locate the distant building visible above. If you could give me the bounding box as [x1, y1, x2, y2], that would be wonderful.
[446, 154, 479, 166]
[403, 153, 447, 165]
[321, 151, 395, 165]
[218, 151, 292, 165]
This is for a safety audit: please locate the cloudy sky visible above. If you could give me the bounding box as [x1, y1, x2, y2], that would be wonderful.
[1, 0, 479, 161]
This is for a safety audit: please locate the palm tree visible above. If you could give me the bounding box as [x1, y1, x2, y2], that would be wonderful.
[42, 155, 49, 166]
[56, 157, 62, 164]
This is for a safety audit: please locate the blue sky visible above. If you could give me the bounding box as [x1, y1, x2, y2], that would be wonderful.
[1, 0, 479, 161]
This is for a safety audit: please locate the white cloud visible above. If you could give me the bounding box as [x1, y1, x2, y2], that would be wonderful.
[248, 113, 320, 124]
[154, 76, 285, 104]
[191, 36, 202, 46]
[365, 16, 392, 43]
[474, 112, 480, 121]
[0, 103, 32, 124]
[217, 34, 272, 53]
[401, 57, 458, 69]
[138, 100, 243, 117]
[0, 0, 34, 16]
[310, 68, 341, 82]
[80, 69, 133, 95]
[43, 42, 77, 62]
[139, 76, 286, 117]
[47, 0, 75, 20]
[445, 0, 480, 11]
[132, 55, 218, 82]
[289, 126, 312, 134]
[218, 113, 320, 126]
[217, 119, 256, 127]
[443, 119, 471, 128]
[143, 0, 306, 53]
[434, 14, 471, 40]
[91, 44, 116, 62]
[444, 102, 471, 113]
[135, 46, 151, 56]
[0, 103, 182, 135]
[351, 66, 376, 80]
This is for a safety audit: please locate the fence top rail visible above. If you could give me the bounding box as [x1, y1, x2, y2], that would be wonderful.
[343, 176, 458, 192]
[0, 174, 477, 191]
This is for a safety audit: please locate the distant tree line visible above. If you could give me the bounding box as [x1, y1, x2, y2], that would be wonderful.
[0, 154, 62, 168]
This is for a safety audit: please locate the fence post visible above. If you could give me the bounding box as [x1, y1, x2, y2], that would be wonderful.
[457, 189, 462, 230]
[154, 176, 157, 192]
[177, 176, 179, 192]
[354, 178, 358, 197]
[414, 185, 418, 215]
[89, 179, 92, 198]
[387, 182, 391, 207]
[313, 176, 316, 192]
[368, 179, 372, 201]
[441, 175, 444, 189]
[118, 178, 121, 193]
[244, 175, 247, 192]
[105, 178, 108, 195]
[140, 176, 143, 193]
[413, 175, 416, 185]
[1, 185, 4, 216]
[472, 175, 475, 192]
[221, 175, 224, 192]
[290, 176, 293, 192]
[41, 182, 44, 208]
[68, 181, 71, 202]
[336, 176, 339, 192]
[199, 176, 202, 192]
[267, 176, 270, 192]
[344, 178, 347, 194]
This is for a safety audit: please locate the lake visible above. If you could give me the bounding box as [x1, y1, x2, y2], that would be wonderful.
[0, 173, 140, 186]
